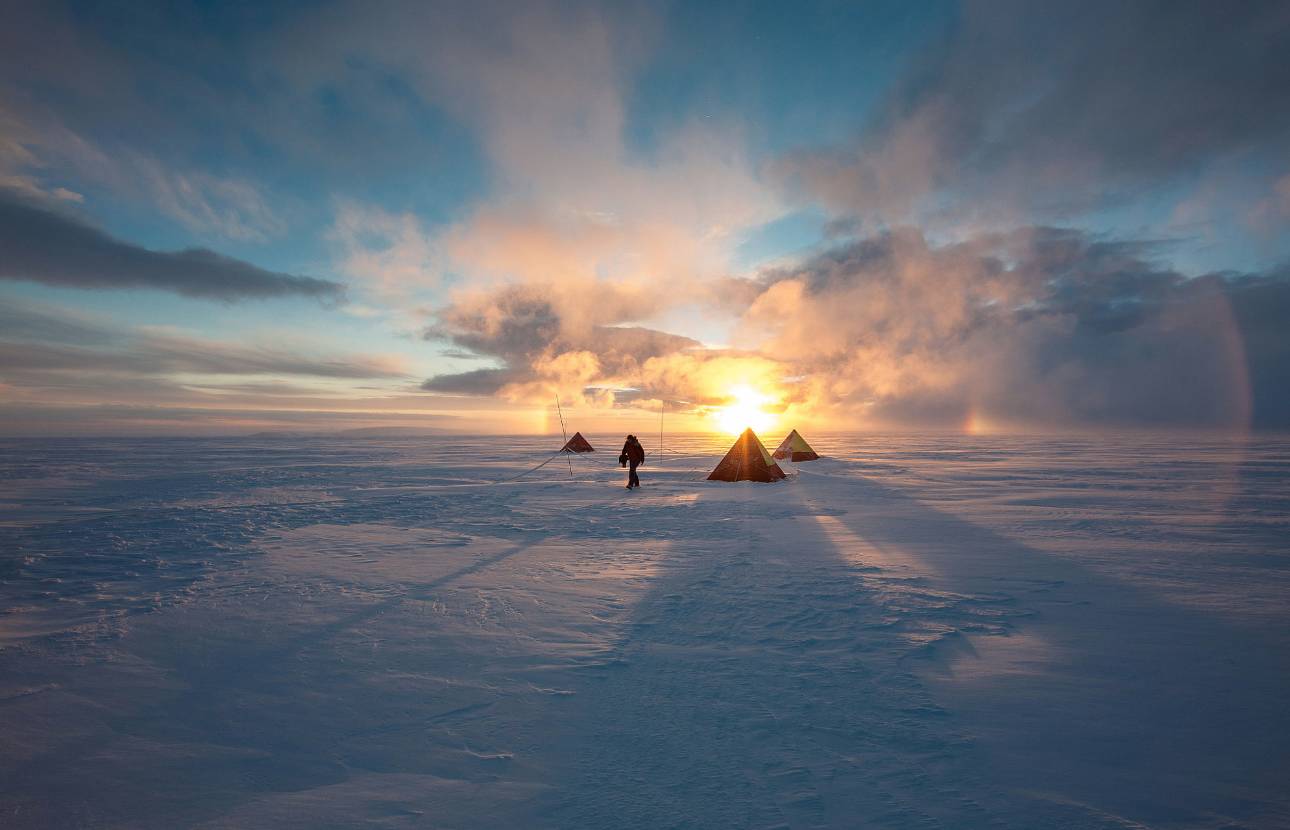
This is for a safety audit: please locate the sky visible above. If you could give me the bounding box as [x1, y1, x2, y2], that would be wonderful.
[2, 0, 1289, 436]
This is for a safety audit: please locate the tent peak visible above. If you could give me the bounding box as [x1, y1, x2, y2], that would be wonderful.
[561, 431, 595, 453]
[772, 429, 819, 462]
[708, 428, 785, 482]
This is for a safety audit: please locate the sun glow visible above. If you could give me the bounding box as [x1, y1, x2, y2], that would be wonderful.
[713, 385, 778, 435]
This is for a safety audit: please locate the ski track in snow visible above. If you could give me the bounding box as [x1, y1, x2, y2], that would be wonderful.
[0, 433, 1288, 828]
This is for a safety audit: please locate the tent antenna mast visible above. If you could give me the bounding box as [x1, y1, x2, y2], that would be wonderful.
[658, 399, 664, 467]
[555, 395, 573, 478]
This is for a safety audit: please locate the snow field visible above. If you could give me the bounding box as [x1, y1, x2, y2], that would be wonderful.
[1, 434, 1287, 828]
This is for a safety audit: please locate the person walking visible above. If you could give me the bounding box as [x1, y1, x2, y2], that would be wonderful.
[619, 434, 645, 489]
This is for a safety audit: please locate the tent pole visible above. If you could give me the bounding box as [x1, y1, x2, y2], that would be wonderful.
[658, 399, 664, 467]
[555, 395, 573, 478]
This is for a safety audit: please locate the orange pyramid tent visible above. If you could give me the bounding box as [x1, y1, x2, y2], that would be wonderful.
[707, 428, 786, 482]
[560, 431, 595, 453]
[772, 429, 820, 462]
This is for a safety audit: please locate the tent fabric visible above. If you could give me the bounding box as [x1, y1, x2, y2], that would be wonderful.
[707, 428, 786, 482]
[560, 432, 595, 453]
[772, 429, 820, 462]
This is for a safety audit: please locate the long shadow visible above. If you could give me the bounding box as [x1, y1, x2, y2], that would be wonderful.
[535, 469, 1289, 829]
[800, 468, 1290, 828]
[536, 481, 1030, 828]
[6, 455, 1285, 829]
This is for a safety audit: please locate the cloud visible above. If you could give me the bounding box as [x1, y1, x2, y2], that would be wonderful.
[138, 161, 287, 243]
[730, 226, 1290, 429]
[330, 200, 441, 294]
[0, 298, 121, 346]
[1247, 173, 1290, 235]
[0, 337, 406, 382]
[0, 401, 461, 437]
[6, 1, 1285, 433]
[421, 367, 517, 396]
[419, 223, 1290, 430]
[1, 91, 289, 243]
[423, 281, 702, 401]
[314, 1, 779, 306]
[636, 350, 788, 409]
[777, 1, 1290, 228]
[0, 301, 407, 381]
[0, 189, 343, 300]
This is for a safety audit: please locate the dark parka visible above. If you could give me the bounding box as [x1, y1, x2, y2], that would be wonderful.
[620, 436, 645, 466]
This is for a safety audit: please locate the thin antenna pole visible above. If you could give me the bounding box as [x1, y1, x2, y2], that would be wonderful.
[658, 399, 664, 467]
[555, 395, 573, 478]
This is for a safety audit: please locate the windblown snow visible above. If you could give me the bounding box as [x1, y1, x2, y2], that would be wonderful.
[1, 434, 1287, 828]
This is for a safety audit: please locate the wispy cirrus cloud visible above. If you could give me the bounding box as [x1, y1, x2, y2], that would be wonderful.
[0, 97, 289, 244]
[138, 161, 287, 243]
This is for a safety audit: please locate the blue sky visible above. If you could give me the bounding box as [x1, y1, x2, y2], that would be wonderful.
[2, 0, 1288, 434]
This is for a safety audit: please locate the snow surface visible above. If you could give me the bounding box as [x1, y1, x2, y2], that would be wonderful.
[1, 433, 1288, 828]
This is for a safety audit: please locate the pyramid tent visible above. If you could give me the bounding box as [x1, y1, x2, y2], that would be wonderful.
[707, 428, 786, 482]
[560, 432, 595, 453]
[772, 429, 820, 462]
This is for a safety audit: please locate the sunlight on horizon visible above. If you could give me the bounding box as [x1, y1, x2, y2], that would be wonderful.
[712, 385, 779, 436]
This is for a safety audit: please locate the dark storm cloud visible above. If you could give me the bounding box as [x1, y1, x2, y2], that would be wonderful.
[781, 0, 1290, 221]
[0, 190, 344, 300]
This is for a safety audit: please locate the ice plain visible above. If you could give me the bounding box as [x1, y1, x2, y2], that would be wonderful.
[1, 432, 1288, 828]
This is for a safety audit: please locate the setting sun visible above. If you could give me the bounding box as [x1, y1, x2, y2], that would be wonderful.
[713, 385, 778, 435]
